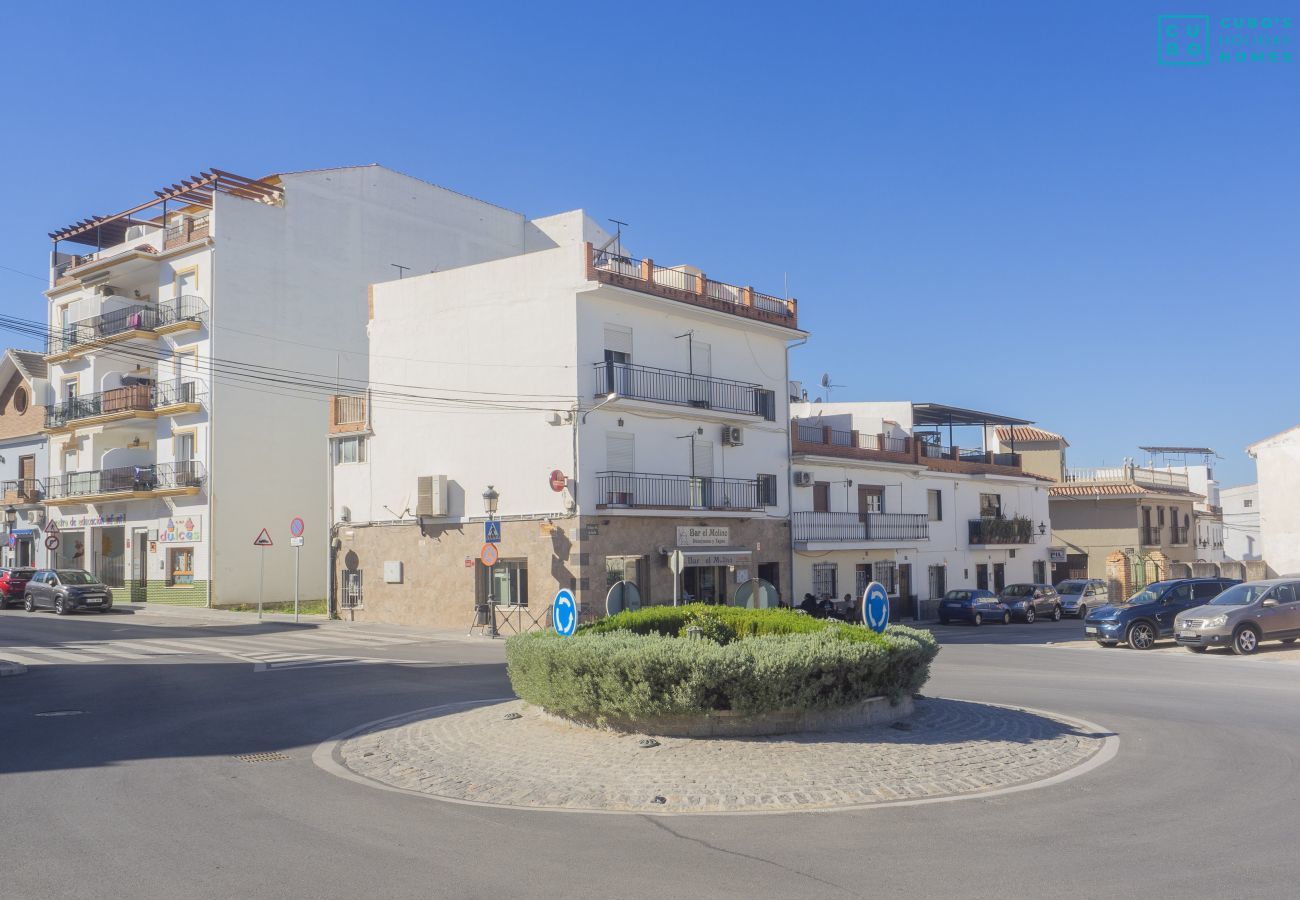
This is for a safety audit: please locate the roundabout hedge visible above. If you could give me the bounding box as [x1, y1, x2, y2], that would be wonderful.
[505, 604, 938, 723]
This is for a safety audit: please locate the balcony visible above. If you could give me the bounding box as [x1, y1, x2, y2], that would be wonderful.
[1170, 525, 1190, 545]
[1, 479, 43, 505]
[1065, 465, 1190, 491]
[45, 381, 205, 431]
[596, 471, 761, 511]
[594, 362, 775, 419]
[792, 419, 913, 463]
[793, 511, 929, 545]
[968, 516, 1037, 546]
[329, 394, 368, 434]
[44, 461, 206, 506]
[1140, 525, 1162, 545]
[587, 243, 798, 329]
[45, 295, 207, 360]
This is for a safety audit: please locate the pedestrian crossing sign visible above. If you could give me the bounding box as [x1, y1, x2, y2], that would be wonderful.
[253, 528, 274, 547]
[484, 520, 501, 544]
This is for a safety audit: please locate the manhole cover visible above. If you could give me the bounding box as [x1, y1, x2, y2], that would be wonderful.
[234, 752, 291, 763]
[35, 710, 86, 718]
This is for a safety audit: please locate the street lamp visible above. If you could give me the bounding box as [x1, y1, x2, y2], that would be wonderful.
[481, 485, 500, 638]
[581, 391, 619, 425]
[1038, 521, 1047, 536]
[3, 506, 15, 530]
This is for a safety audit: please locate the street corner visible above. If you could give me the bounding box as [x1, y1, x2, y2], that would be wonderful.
[315, 696, 1119, 816]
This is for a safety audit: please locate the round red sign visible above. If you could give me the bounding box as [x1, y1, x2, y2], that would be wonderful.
[549, 469, 568, 492]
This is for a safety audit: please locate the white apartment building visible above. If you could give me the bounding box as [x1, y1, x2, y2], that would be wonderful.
[41, 165, 532, 605]
[329, 212, 803, 628]
[1220, 482, 1261, 562]
[1248, 425, 1300, 575]
[789, 402, 1053, 619]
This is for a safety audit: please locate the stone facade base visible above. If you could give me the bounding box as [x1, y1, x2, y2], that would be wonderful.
[540, 694, 914, 738]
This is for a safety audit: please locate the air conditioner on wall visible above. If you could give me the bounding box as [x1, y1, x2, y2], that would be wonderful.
[416, 475, 448, 517]
[722, 425, 744, 446]
[793, 471, 813, 487]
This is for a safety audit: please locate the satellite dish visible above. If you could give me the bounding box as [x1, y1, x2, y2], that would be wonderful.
[820, 373, 831, 388]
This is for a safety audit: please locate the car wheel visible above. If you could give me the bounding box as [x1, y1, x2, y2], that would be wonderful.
[1186, 645, 1208, 653]
[24, 595, 35, 612]
[1024, 607, 1036, 624]
[1231, 626, 1260, 656]
[1052, 605, 1063, 622]
[54, 597, 67, 616]
[973, 613, 983, 627]
[1127, 621, 1156, 650]
[1077, 604, 1087, 620]
[1002, 611, 1012, 625]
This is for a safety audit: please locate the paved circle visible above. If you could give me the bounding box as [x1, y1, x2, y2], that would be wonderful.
[318, 696, 1117, 815]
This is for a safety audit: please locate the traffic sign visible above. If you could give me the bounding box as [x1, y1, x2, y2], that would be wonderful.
[548, 469, 568, 492]
[668, 550, 686, 574]
[253, 528, 274, 547]
[44, 520, 59, 535]
[44, 535, 60, 551]
[479, 542, 499, 567]
[290, 517, 305, 538]
[862, 581, 890, 633]
[290, 536, 304, 547]
[6, 533, 14, 548]
[484, 520, 502, 544]
[553, 588, 578, 636]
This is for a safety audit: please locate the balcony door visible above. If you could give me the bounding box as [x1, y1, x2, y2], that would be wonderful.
[689, 341, 711, 407]
[603, 325, 632, 396]
[858, 486, 884, 518]
[690, 439, 713, 508]
[813, 481, 830, 513]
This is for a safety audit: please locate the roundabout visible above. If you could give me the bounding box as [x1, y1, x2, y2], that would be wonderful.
[314, 696, 1118, 815]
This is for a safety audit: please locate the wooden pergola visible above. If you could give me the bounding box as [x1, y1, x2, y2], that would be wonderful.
[49, 169, 283, 249]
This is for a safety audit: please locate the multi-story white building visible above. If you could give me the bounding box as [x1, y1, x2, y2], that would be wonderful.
[1142, 446, 1224, 563]
[1220, 482, 1261, 562]
[329, 211, 804, 627]
[789, 402, 1053, 619]
[40, 165, 532, 605]
[1, 349, 48, 568]
[1248, 425, 1300, 575]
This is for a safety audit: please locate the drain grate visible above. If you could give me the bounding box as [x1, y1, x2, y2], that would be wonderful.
[234, 752, 291, 763]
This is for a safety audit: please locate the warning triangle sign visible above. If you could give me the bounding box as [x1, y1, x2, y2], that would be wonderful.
[253, 528, 274, 547]
[45, 519, 60, 535]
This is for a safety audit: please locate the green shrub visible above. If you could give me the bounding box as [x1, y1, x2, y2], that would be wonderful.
[505, 616, 938, 721]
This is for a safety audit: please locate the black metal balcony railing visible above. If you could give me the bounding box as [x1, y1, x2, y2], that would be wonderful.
[47, 295, 207, 354]
[920, 442, 953, 459]
[594, 362, 774, 419]
[45, 381, 202, 428]
[793, 511, 929, 543]
[1141, 525, 1162, 545]
[793, 421, 911, 454]
[44, 461, 206, 501]
[968, 516, 1036, 545]
[2, 478, 43, 503]
[596, 471, 760, 510]
[1170, 526, 1190, 544]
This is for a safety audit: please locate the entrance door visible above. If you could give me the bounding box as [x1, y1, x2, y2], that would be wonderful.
[993, 562, 1006, 592]
[131, 529, 149, 602]
[756, 562, 780, 603]
[96, 526, 126, 588]
[976, 564, 989, 591]
[898, 563, 913, 619]
[682, 566, 724, 603]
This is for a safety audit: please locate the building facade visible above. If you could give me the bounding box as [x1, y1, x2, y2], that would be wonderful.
[40, 165, 532, 604]
[1220, 482, 1261, 562]
[1142, 447, 1224, 563]
[329, 212, 802, 628]
[1, 350, 48, 567]
[788, 402, 1053, 619]
[1248, 426, 1300, 576]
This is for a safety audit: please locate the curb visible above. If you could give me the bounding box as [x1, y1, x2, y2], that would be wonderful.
[0, 660, 28, 677]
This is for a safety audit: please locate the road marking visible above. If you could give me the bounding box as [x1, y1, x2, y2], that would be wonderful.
[62, 644, 152, 660]
[3, 646, 105, 662]
[0, 649, 79, 666]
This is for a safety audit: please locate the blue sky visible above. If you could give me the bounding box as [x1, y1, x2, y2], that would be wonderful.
[1, 1, 1294, 486]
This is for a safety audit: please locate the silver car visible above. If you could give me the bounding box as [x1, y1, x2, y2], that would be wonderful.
[1055, 578, 1108, 619]
[1174, 579, 1300, 655]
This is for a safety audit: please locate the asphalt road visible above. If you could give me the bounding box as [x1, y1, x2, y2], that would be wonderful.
[3, 607, 1299, 899]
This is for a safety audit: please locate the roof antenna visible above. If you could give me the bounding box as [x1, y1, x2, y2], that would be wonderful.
[390, 263, 409, 279]
[819, 372, 842, 403]
[608, 218, 628, 258]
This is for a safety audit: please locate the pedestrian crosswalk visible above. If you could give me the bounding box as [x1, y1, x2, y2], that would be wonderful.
[0, 625, 426, 672]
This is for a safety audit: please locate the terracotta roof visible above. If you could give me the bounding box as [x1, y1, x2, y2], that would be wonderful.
[1049, 483, 1203, 499]
[995, 425, 1068, 446]
[8, 349, 47, 382]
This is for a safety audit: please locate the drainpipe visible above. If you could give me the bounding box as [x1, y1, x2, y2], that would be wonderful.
[785, 334, 808, 605]
[205, 239, 215, 609]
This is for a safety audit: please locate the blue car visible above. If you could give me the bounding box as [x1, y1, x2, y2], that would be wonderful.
[1083, 577, 1240, 649]
[938, 589, 1011, 626]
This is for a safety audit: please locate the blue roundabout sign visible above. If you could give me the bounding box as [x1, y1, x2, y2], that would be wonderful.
[862, 581, 890, 633]
[552, 588, 578, 636]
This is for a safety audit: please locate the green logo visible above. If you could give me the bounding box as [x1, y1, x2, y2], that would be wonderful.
[1158, 15, 1210, 65]
[1158, 14, 1294, 65]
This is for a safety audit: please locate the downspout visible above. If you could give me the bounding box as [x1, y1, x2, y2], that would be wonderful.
[205, 236, 215, 608]
[785, 334, 808, 605]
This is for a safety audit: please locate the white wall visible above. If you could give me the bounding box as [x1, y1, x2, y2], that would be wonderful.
[1221, 483, 1261, 562]
[1249, 429, 1300, 575]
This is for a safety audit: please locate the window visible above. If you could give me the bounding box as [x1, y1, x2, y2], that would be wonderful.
[1243, 499, 1254, 508]
[334, 436, 366, 464]
[813, 481, 830, 512]
[12, 386, 27, 413]
[928, 564, 946, 599]
[605, 556, 645, 591]
[812, 563, 837, 598]
[927, 489, 943, 522]
[1276, 583, 1300, 605]
[481, 559, 529, 606]
[174, 431, 195, 463]
[1033, 560, 1046, 584]
[1158, 507, 1165, 526]
[979, 493, 1002, 518]
[755, 389, 777, 421]
[874, 561, 898, 595]
[1192, 581, 1223, 600]
[757, 474, 778, 507]
[1164, 584, 1193, 603]
[341, 570, 363, 609]
[167, 548, 194, 586]
[858, 486, 884, 515]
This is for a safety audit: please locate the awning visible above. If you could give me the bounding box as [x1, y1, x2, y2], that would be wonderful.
[679, 547, 753, 567]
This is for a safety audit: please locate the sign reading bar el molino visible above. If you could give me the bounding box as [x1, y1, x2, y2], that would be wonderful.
[676, 526, 730, 547]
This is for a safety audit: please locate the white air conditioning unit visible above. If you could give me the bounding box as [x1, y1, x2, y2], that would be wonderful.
[416, 474, 448, 517]
[125, 225, 147, 241]
[793, 471, 813, 487]
[722, 425, 744, 446]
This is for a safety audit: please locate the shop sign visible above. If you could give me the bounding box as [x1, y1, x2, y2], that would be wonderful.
[159, 516, 202, 543]
[54, 513, 127, 528]
[1048, 547, 1068, 564]
[676, 526, 730, 547]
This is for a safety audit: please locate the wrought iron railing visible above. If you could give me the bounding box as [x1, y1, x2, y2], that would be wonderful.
[1, 478, 43, 503]
[968, 516, 1036, 545]
[594, 362, 773, 418]
[596, 471, 760, 510]
[1170, 526, 1190, 544]
[793, 511, 929, 543]
[44, 461, 206, 501]
[47, 295, 207, 354]
[591, 246, 794, 320]
[45, 381, 203, 428]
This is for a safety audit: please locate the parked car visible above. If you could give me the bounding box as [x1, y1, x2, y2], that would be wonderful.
[1054, 578, 1108, 619]
[1083, 577, 1238, 649]
[23, 569, 113, 615]
[999, 583, 1062, 623]
[1175, 579, 1300, 655]
[938, 589, 1010, 626]
[0, 567, 36, 609]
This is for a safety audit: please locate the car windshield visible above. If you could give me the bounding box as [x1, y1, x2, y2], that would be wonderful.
[1208, 584, 1270, 606]
[1120, 581, 1176, 604]
[7, 569, 35, 577]
[945, 591, 974, 601]
[1055, 581, 1086, 595]
[56, 570, 100, 585]
[1000, 585, 1034, 598]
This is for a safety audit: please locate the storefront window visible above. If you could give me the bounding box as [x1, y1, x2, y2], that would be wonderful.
[480, 559, 528, 606]
[168, 548, 194, 586]
[812, 563, 837, 599]
[605, 556, 647, 602]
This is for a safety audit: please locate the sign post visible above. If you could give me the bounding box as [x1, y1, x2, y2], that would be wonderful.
[668, 550, 685, 606]
[552, 588, 578, 636]
[253, 528, 274, 619]
[862, 581, 890, 634]
[290, 517, 305, 622]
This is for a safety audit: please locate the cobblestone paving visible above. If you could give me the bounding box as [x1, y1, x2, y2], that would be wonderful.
[332, 697, 1112, 814]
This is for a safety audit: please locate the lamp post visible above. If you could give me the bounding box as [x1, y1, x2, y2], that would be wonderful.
[482, 485, 499, 638]
[3, 506, 15, 567]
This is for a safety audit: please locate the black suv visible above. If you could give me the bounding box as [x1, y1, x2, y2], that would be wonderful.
[1084, 577, 1238, 649]
[24, 569, 113, 615]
